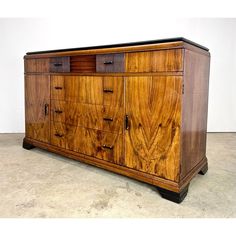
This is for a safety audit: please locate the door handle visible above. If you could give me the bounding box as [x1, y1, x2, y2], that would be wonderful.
[44, 104, 49, 116]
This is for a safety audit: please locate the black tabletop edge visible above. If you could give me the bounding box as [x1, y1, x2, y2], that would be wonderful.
[26, 37, 209, 55]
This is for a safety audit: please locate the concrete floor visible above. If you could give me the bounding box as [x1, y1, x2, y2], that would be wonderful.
[0, 133, 235, 218]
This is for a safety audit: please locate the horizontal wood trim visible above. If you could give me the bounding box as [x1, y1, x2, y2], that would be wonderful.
[24, 72, 184, 76]
[24, 137, 180, 192]
[24, 42, 185, 59]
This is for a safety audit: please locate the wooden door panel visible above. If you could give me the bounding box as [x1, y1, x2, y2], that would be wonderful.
[25, 75, 50, 143]
[125, 76, 182, 182]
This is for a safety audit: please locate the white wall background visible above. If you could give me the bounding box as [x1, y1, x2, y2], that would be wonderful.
[0, 18, 235, 133]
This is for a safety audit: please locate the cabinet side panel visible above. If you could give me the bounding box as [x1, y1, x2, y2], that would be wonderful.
[181, 49, 210, 180]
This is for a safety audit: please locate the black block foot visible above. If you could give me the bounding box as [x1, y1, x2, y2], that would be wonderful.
[157, 184, 189, 203]
[23, 138, 35, 150]
[198, 162, 208, 175]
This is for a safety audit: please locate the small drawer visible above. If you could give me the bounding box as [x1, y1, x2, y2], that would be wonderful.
[96, 53, 125, 72]
[25, 58, 49, 73]
[50, 57, 70, 73]
[51, 76, 65, 100]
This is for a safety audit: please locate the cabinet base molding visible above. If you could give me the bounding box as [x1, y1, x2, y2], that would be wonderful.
[23, 137, 207, 202]
[157, 184, 189, 203]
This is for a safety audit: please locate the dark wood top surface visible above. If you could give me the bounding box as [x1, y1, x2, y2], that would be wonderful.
[26, 37, 209, 55]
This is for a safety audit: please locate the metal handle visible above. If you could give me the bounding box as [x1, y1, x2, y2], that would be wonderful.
[55, 110, 63, 114]
[103, 117, 113, 122]
[55, 86, 63, 90]
[103, 88, 113, 93]
[54, 133, 64, 137]
[102, 144, 114, 150]
[103, 61, 113, 65]
[53, 63, 63, 67]
[44, 104, 49, 116]
[125, 115, 129, 130]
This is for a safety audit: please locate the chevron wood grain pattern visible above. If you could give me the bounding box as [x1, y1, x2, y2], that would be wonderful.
[25, 58, 50, 72]
[50, 101, 123, 133]
[125, 76, 182, 182]
[125, 49, 183, 72]
[25, 75, 50, 143]
[50, 122, 124, 165]
[24, 39, 210, 201]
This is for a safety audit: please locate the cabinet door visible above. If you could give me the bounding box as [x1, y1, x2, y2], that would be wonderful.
[25, 75, 50, 143]
[125, 76, 182, 182]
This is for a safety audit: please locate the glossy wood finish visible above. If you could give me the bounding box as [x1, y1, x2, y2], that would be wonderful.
[96, 53, 125, 72]
[125, 76, 182, 182]
[25, 58, 49, 72]
[50, 123, 124, 165]
[51, 101, 123, 133]
[70, 55, 96, 73]
[180, 49, 210, 180]
[126, 49, 183, 72]
[23, 38, 210, 202]
[25, 75, 50, 143]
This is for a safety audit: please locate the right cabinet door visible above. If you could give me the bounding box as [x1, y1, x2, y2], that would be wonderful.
[125, 76, 182, 182]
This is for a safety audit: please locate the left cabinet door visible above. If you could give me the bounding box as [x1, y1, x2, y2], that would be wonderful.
[25, 75, 50, 143]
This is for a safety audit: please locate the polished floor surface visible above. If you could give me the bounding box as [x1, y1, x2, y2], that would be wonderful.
[0, 133, 235, 217]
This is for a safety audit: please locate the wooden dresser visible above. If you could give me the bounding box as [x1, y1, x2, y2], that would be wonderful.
[23, 38, 210, 203]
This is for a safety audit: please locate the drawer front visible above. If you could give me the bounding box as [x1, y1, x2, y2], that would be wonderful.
[50, 123, 124, 165]
[66, 126, 124, 165]
[51, 76, 123, 105]
[103, 76, 124, 107]
[126, 49, 183, 72]
[96, 53, 125, 72]
[51, 76, 65, 100]
[50, 122, 66, 148]
[25, 58, 49, 73]
[51, 101, 123, 133]
[50, 57, 70, 72]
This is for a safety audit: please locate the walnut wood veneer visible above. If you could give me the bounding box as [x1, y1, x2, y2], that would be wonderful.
[23, 38, 210, 203]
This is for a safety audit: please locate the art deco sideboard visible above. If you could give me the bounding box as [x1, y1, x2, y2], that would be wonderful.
[23, 38, 210, 203]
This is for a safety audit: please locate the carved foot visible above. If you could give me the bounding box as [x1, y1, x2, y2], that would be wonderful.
[157, 184, 189, 203]
[198, 162, 208, 175]
[23, 138, 35, 150]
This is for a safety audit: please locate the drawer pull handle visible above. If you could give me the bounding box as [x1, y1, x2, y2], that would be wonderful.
[103, 61, 113, 65]
[55, 110, 63, 114]
[103, 117, 113, 122]
[55, 86, 63, 90]
[53, 63, 63, 67]
[103, 89, 113, 93]
[55, 133, 64, 138]
[44, 104, 49, 116]
[102, 144, 114, 150]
